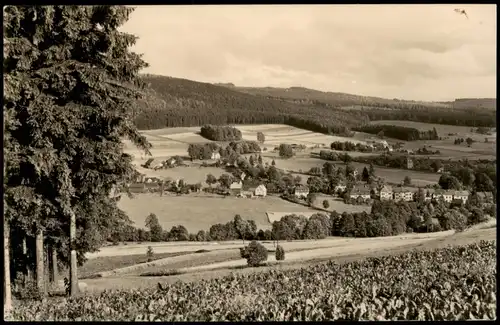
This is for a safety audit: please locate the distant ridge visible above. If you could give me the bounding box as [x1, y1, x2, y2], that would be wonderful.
[214, 83, 496, 110]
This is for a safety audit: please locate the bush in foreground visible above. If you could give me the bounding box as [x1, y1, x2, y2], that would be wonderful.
[240, 241, 268, 267]
[11, 241, 496, 321]
[275, 245, 285, 261]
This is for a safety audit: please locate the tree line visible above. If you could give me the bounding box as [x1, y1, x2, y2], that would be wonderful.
[330, 141, 376, 153]
[352, 125, 439, 141]
[200, 125, 242, 141]
[111, 195, 495, 244]
[187, 141, 261, 160]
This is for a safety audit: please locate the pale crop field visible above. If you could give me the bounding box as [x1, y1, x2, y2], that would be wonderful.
[117, 193, 318, 233]
[237, 124, 369, 147]
[369, 120, 496, 146]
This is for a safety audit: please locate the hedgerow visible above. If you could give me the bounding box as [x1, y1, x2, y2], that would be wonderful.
[11, 241, 496, 321]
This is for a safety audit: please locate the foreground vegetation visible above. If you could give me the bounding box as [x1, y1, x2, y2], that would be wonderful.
[11, 241, 496, 321]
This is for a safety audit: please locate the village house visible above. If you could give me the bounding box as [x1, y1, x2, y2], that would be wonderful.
[238, 190, 253, 198]
[406, 157, 414, 170]
[379, 185, 393, 201]
[294, 185, 310, 198]
[349, 185, 371, 200]
[211, 151, 221, 160]
[254, 184, 267, 197]
[453, 190, 470, 204]
[229, 180, 243, 195]
[393, 187, 416, 202]
[434, 189, 454, 203]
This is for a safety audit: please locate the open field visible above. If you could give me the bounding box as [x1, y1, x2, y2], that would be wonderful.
[78, 223, 495, 293]
[369, 120, 495, 138]
[117, 193, 319, 233]
[333, 161, 440, 186]
[238, 124, 369, 147]
[368, 120, 496, 160]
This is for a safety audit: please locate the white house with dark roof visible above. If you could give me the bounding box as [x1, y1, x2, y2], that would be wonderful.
[393, 187, 417, 202]
[350, 185, 371, 200]
[294, 185, 310, 198]
[453, 190, 470, 204]
[379, 185, 393, 201]
[254, 184, 267, 197]
[434, 190, 454, 203]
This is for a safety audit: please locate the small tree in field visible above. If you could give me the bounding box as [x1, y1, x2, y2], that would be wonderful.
[322, 200, 330, 209]
[307, 193, 317, 207]
[275, 245, 285, 261]
[278, 144, 294, 158]
[403, 176, 412, 186]
[206, 174, 217, 187]
[257, 132, 266, 144]
[241, 241, 268, 267]
[146, 246, 154, 262]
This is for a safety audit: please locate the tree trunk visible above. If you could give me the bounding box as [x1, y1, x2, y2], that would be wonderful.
[35, 229, 46, 298]
[69, 211, 79, 296]
[4, 221, 12, 316]
[51, 246, 57, 284]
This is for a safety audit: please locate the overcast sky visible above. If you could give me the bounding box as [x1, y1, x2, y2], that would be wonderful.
[121, 5, 496, 101]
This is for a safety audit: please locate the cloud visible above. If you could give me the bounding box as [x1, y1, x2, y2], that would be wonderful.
[121, 5, 496, 101]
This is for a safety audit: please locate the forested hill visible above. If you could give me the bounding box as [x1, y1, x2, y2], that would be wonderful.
[133, 74, 368, 135]
[132, 74, 496, 133]
[447, 98, 496, 110]
[221, 84, 496, 127]
[225, 85, 450, 109]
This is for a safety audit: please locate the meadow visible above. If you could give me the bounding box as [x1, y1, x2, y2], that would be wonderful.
[369, 120, 496, 160]
[116, 193, 319, 232]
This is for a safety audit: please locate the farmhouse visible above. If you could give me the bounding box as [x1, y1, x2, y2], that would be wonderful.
[254, 184, 267, 197]
[350, 185, 371, 200]
[453, 190, 470, 204]
[406, 157, 414, 170]
[379, 185, 393, 201]
[393, 187, 416, 202]
[230, 180, 243, 195]
[238, 190, 254, 198]
[211, 151, 221, 160]
[434, 190, 454, 203]
[294, 185, 310, 198]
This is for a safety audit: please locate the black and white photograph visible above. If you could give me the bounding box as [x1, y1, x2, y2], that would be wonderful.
[3, 4, 496, 321]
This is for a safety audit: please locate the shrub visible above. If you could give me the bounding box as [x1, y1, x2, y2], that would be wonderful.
[275, 245, 285, 261]
[241, 241, 268, 267]
[146, 246, 154, 262]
